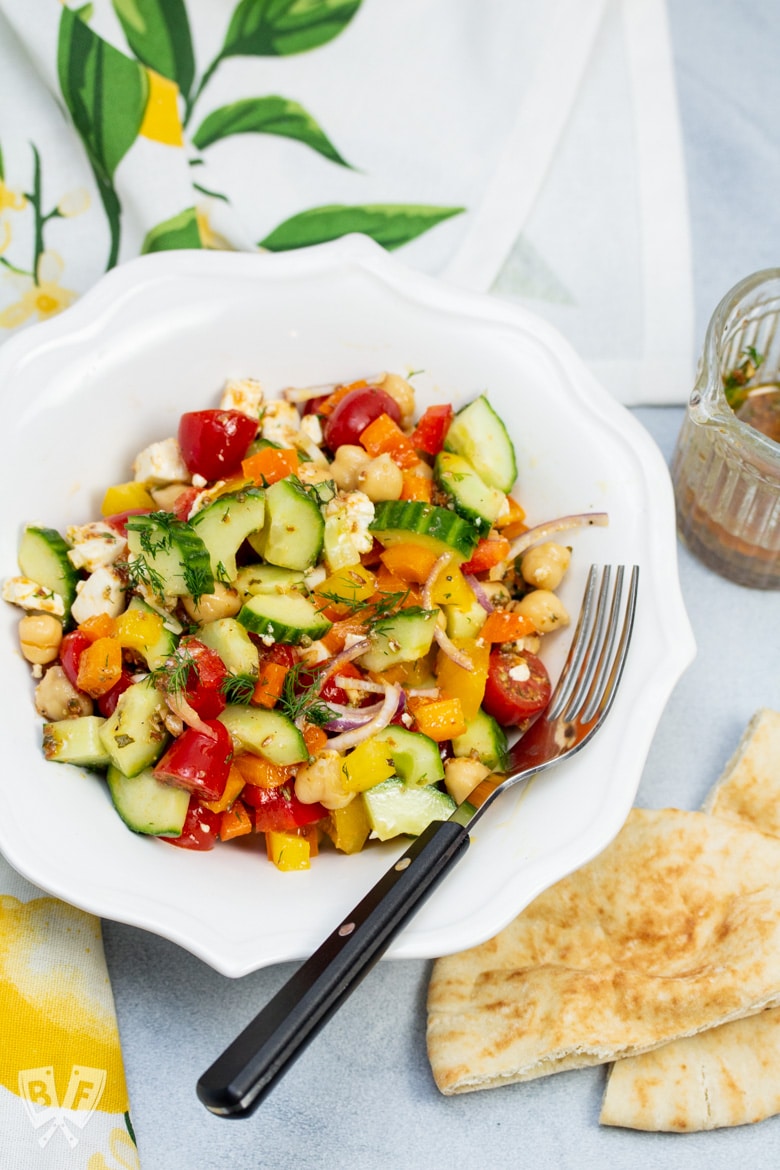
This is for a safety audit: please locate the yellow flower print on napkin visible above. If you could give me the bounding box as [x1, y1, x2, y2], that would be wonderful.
[88, 1126, 142, 1170]
[0, 251, 77, 330]
[0, 166, 26, 255]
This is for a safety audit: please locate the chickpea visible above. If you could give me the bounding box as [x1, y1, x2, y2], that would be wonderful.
[357, 453, 404, 502]
[444, 757, 490, 805]
[181, 582, 242, 623]
[479, 581, 512, 607]
[329, 444, 371, 491]
[515, 588, 570, 633]
[18, 613, 63, 665]
[297, 463, 335, 487]
[520, 542, 572, 591]
[34, 666, 93, 721]
[377, 372, 416, 424]
[294, 751, 353, 810]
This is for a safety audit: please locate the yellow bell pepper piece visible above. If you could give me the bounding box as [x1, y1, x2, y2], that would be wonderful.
[435, 637, 490, 721]
[115, 607, 164, 654]
[325, 798, 372, 854]
[314, 564, 377, 617]
[410, 697, 467, 742]
[101, 481, 156, 516]
[342, 738, 395, 793]
[428, 561, 475, 609]
[265, 830, 311, 871]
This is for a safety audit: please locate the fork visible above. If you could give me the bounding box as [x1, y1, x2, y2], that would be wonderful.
[197, 563, 639, 1117]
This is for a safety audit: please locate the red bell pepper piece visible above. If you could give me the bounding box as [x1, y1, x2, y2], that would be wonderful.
[152, 720, 233, 803]
[410, 404, 453, 456]
[179, 637, 229, 719]
[242, 782, 326, 832]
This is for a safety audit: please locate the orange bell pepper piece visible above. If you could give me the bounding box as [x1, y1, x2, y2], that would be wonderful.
[251, 660, 288, 708]
[219, 801, 253, 842]
[409, 696, 467, 741]
[400, 471, 433, 502]
[265, 829, 311, 871]
[302, 723, 329, 757]
[78, 613, 117, 642]
[204, 764, 246, 814]
[234, 753, 293, 789]
[379, 542, 440, 584]
[76, 636, 123, 697]
[242, 446, 299, 486]
[495, 495, 527, 539]
[461, 536, 511, 575]
[317, 380, 367, 417]
[359, 413, 420, 470]
[478, 610, 536, 642]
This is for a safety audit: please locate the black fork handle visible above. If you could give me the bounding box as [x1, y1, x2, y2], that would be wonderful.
[197, 817, 471, 1118]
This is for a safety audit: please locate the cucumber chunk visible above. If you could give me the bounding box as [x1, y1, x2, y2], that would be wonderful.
[444, 395, 517, 493]
[192, 488, 265, 582]
[107, 765, 190, 836]
[249, 477, 324, 571]
[197, 617, 259, 677]
[219, 706, 308, 765]
[372, 726, 444, 787]
[126, 513, 214, 599]
[99, 678, 170, 777]
[237, 591, 331, 645]
[358, 608, 438, 672]
[451, 707, 508, 770]
[444, 597, 488, 640]
[235, 563, 306, 598]
[42, 715, 110, 768]
[362, 778, 455, 841]
[18, 525, 78, 619]
[370, 501, 479, 561]
[434, 451, 506, 530]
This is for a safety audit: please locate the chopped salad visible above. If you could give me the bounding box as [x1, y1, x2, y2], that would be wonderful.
[4, 373, 607, 870]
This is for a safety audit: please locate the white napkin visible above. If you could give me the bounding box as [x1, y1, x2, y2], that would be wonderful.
[0, 0, 692, 404]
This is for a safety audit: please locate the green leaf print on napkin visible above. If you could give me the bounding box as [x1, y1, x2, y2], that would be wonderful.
[57, 6, 149, 269]
[191, 96, 352, 166]
[141, 206, 201, 253]
[259, 204, 465, 251]
[220, 0, 362, 59]
[112, 0, 196, 105]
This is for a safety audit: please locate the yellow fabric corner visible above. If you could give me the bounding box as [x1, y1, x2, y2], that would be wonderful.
[139, 69, 184, 147]
[0, 894, 130, 1116]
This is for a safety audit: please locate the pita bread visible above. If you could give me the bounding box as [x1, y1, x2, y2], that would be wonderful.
[701, 708, 780, 835]
[426, 807, 780, 1095]
[600, 708, 780, 1132]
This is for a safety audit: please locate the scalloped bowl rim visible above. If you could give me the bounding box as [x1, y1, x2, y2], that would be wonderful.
[0, 237, 694, 976]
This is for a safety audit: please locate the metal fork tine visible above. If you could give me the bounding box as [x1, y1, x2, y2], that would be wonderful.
[583, 565, 639, 726]
[556, 566, 613, 720]
[579, 566, 625, 723]
[545, 565, 600, 720]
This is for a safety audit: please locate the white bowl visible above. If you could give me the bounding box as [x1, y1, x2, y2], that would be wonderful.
[0, 237, 694, 977]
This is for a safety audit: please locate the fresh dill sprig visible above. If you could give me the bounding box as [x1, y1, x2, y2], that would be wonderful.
[723, 345, 765, 410]
[277, 661, 336, 728]
[121, 555, 166, 599]
[220, 673, 258, 705]
[147, 646, 197, 695]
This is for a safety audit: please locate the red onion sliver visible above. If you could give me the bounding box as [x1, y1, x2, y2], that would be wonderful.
[508, 512, 609, 561]
[315, 638, 372, 690]
[325, 684, 402, 752]
[422, 552, 474, 670]
[464, 572, 494, 613]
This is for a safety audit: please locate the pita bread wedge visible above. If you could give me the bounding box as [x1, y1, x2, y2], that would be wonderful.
[427, 807, 780, 1095]
[601, 708, 780, 1132]
[701, 708, 780, 835]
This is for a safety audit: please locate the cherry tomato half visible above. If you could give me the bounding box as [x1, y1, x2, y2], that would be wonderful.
[159, 800, 221, 851]
[323, 387, 401, 451]
[482, 649, 552, 727]
[242, 782, 326, 831]
[97, 668, 134, 717]
[59, 630, 92, 689]
[178, 410, 258, 482]
[153, 720, 233, 803]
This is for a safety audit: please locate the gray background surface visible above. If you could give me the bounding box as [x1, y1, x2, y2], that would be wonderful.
[101, 2, 780, 1166]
